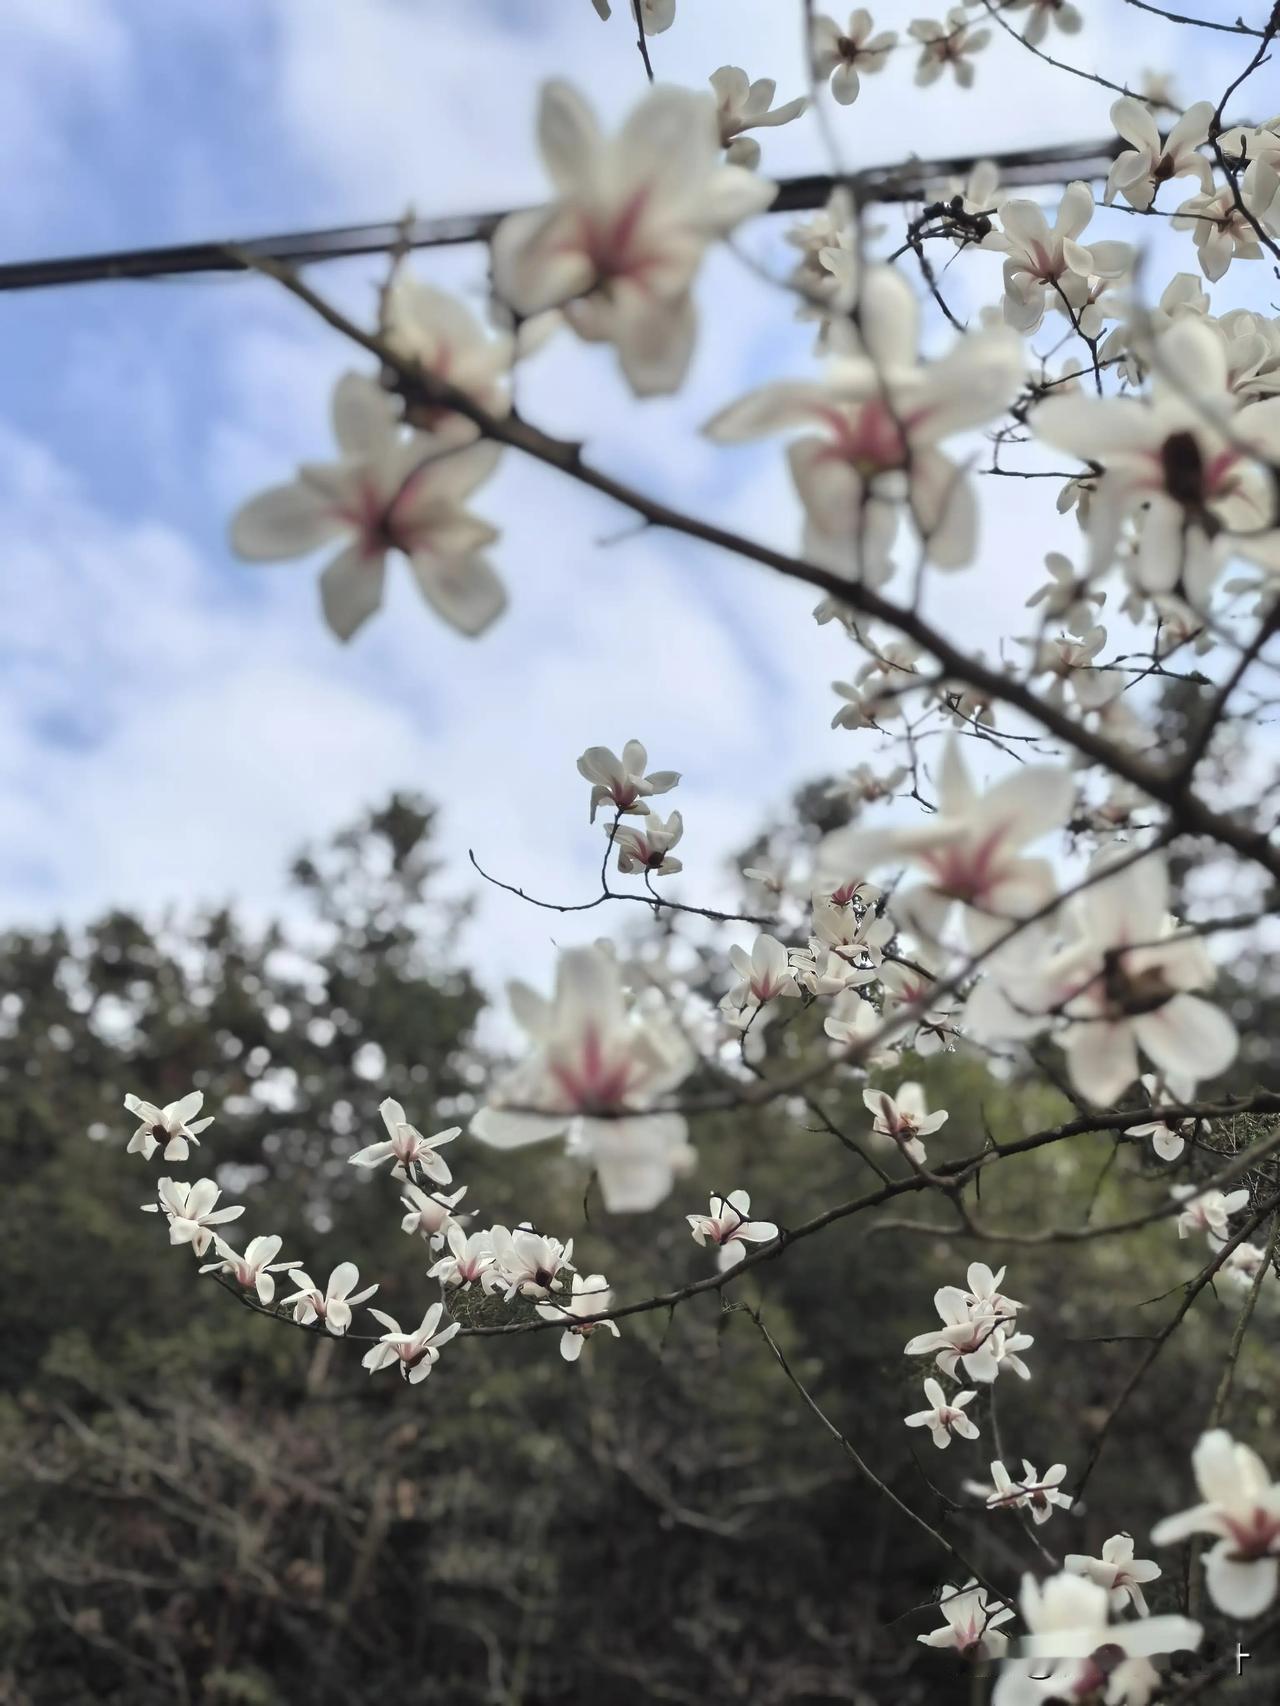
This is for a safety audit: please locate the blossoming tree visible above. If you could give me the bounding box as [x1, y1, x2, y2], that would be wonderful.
[85, 2, 1280, 1697]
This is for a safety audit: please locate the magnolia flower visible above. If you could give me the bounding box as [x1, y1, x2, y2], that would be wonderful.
[1222, 1240, 1272, 1290]
[879, 959, 961, 1055]
[905, 1376, 979, 1449]
[826, 762, 908, 809]
[864, 1082, 947, 1166]
[687, 1190, 778, 1269]
[1004, 0, 1082, 47]
[705, 266, 1024, 579]
[284, 1263, 379, 1335]
[908, 10, 991, 89]
[1173, 185, 1264, 281]
[536, 1272, 621, 1362]
[484, 1224, 575, 1301]
[810, 11, 896, 104]
[938, 159, 1006, 241]
[379, 275, 513, 442]
[1024, 549, 1105, 635]
[971, 1459, 1073, 1525]
[906, 1291, 1029, 1385]
[1045, 849, 1238, 1105]
[637, 0, 674, 29]
[918, 1580, 1014, 1659]
[362, 1301, 460, 1384]
[491, 81, 774, 395]
[472, 946, 695, 1212]
[1028, 625, 1107, 711]
[1171, 1183, 1249, 1242]
[229, 372, 505, 642]
[939, 1262, 1023, 1323]
[1126, 1073, 1205, 1162]
[821, 737, 1073, 955]
[198, 1233, 300, 1304]
[611, 810, 684, 876]
[577, 741, 679, 821]
[728, 934, 800, 1011]
[992, 1571, 1199, 1706]
[348, 1099, 458, 1185]
[399, 1182, 468, 1247]
[984, 181, 1130, 336]
[1034, 317, 1280, 595]
[1152, 1430, 1280, 1618]
[124, 1091, 213, 1163]
[709, 66, 806, 169]
[428, 1224, 495, 1290]
[142, 1177, 245, 1258]
[1065, 1534, 1162, 1617]
[1104, 98, 1214, 212]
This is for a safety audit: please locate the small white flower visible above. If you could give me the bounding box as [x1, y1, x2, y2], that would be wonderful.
[428, 1224, 495, 1290]
[142, 1177, 245, 1259]
[904, 1376, 980, 1449]
[576, 740, 679, 821]
[348, 1098, 458, 1185]
[611, 810, 684, 876]
[908, 9, 991, 89]
[810, 10, 896, 105]
[1064, 1533, 1162, 1617]
[1104, 98, 1214, 211]
[918, 1579, 1013, 1658]
[1126, 1073, 1206, 1162]
[124, 1091, 213, 1163]
[969, 1459, 1073, 1525]
[1152, 1429, 1280, 1618]
[1171, 1183, 1250, 1242]
[362, 1301, 460, 1383]
[536, 1272, 621, 1362]
[399, 1182, 468, 1247]
[283, 1263, 379, 1335]
[709, 66, 806, 170]
[863, 1081, 948, 1166]
[687, 1190, 779, 1270]
[198, 1233, 300, 1304]
[484, 1225, 575, 1301]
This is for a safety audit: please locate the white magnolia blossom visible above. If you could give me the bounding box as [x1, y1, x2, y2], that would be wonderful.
[705, 266, 1024, 580]
[991, 1571, 1199, 1706]
[863, 1081, 947, 1166]
[536, 1272, 621, 1362]
[484, 1224, 575, 1301]
[229, 372, 505, 642]
[577, 740, 680, 821]
[1064, 1533, 1162, 1617]
[970, 1459, 1073, 1525]
[1044, 849, 1238, 1105]
[826, 761, 908, 809]
[983, 180, 1131, 337]
[906, 1280, 1031, 1386]
[349, 1098, 458, 1184]
[809, 10, 896, 105]
[637, 0, 674, 30]
[199, 1233, 300, 1304]
[1125, 1073, 1205, 1162]
[1152, 1430, 1280, 1618]
[1221, 1240, 1272, 1291]
[611, 810, 684, 876]
[821, 736, 1073, 955]
[1004, 0, 1082, 47]
[904, 1375, 979, 1449]
[1024, 550, 1105, 636]
[124, 1091, 213, 1164]
[1034, 318, 1280, 596]
[1171, 1183, 1250, 1242]
[918, 1579, 1014, 1659]
[727, 933, 800, 1012]
[379, 274, 514, 442]
[1104, 98, 1214, 212]
[399, 1182, 468, 1247]
[472, 946, 695, 1212]
[428, 1224, 495, 1290]
[879, 959, 961, 1055]
[1173, 185, 1264, 281]
[823, 988, 889, 1056]
[491, 81, 774, 395]
[284, 1263, 379, 1335]
[908, 10, 990, 88]
[362, 1301, 460, 1384]
[142, 1177, 245, 1258]
[687, 1190, 778, 1269]
[709, 66, 806, 170]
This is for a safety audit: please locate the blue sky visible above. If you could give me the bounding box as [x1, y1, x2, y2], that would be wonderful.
[0, 0, 1252, 991]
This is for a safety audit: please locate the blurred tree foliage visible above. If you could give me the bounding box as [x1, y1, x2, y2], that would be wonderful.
[1, 790, 1276, 1705]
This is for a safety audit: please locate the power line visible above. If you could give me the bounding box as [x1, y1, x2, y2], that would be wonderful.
[0, 139, 1123, 296]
